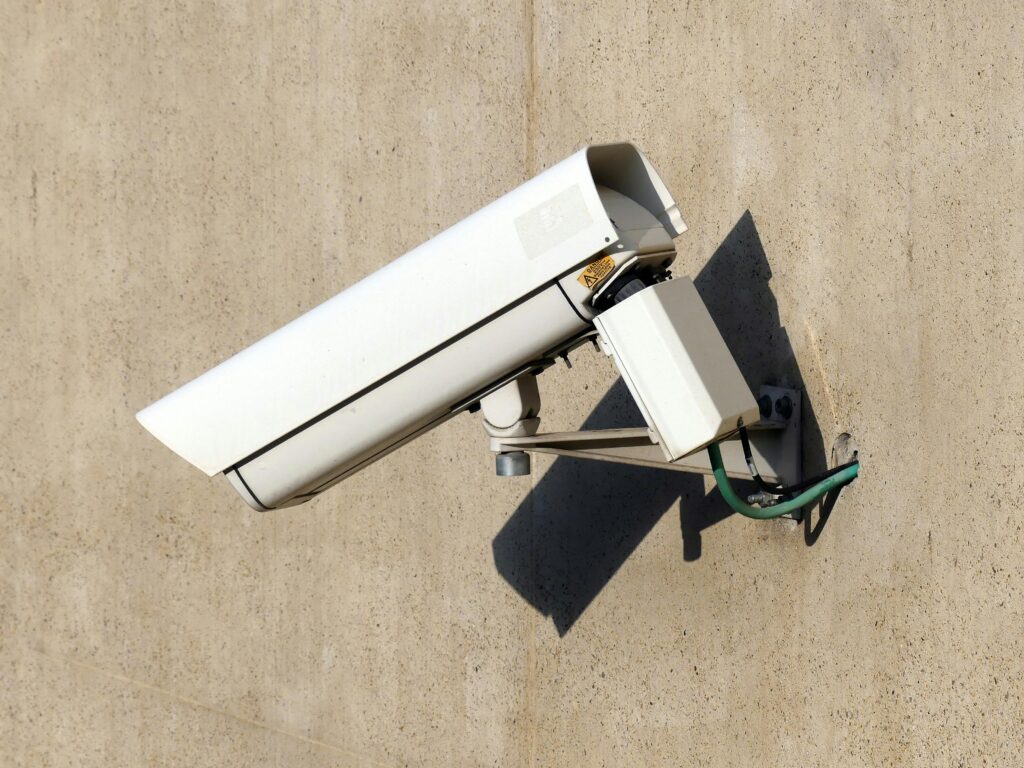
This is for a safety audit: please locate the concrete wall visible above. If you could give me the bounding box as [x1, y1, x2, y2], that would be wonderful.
[3, 2, 1022, 765]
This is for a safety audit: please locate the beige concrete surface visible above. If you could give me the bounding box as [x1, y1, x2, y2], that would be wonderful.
[2, 1, 1022, 765]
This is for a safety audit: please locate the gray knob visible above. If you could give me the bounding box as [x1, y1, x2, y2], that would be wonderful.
[495, 451, 531, 477]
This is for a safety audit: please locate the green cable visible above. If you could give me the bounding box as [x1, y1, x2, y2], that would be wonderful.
[707, 442, 860, 520]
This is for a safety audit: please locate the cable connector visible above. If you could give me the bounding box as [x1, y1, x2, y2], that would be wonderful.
[746, 490, 779, 507]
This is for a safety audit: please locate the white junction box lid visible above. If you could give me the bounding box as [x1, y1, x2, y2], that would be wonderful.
[593, 277, 760, 461]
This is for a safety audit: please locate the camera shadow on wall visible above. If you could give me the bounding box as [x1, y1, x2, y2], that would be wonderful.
[492, 211, 835, 636]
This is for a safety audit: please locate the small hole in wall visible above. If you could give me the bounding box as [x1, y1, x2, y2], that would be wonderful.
[604, 237, 610, 242]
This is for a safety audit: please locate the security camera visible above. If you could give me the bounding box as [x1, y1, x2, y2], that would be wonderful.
[138, 142, 762, 510]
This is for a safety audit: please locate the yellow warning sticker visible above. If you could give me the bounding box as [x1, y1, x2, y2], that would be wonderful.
[577, 255, 616, 291]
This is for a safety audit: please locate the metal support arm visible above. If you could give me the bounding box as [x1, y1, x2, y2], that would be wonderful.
[490, 385, 802, 487]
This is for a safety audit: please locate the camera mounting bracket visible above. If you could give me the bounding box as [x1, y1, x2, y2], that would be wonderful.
[490, 384, 801, 490]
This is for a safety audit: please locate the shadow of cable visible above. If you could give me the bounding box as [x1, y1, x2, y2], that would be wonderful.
[492, 211, 832, 635]
[804, 485, 851, 545]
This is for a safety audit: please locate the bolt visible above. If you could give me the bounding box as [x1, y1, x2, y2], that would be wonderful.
[758, 395, 773, 420]
[774, 395, 793, 420]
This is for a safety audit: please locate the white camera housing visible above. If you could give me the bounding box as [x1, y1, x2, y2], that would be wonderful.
[137, 143, 756, 510]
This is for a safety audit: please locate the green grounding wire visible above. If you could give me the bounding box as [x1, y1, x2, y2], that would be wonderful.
[706, 442, 861, 520]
